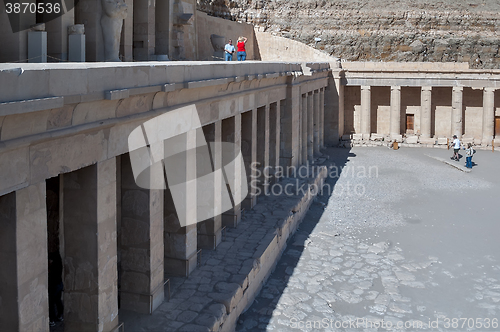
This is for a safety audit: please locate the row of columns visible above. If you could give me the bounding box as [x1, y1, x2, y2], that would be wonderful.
[0, 85, 327, 331]
[298, 88, 325, 165]
[358, 85, 497, 143]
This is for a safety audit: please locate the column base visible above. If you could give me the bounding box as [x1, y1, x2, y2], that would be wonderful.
[119, 284, 165, 314]
[242, 194, 257, 210]
[164, 251, 198, 277]
[197, 228, 223, 250]
[222, 205, 241, 228]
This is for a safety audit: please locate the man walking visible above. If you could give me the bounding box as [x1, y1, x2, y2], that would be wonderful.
[224, 39, 235, 61]
[450, 135, 461, 161]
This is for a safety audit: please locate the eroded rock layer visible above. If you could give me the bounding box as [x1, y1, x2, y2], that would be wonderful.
[197, 0, 500, 68]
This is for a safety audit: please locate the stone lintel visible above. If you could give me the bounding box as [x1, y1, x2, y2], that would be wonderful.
[0, 96, 64, 116]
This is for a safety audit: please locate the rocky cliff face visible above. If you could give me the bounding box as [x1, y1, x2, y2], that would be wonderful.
[196, 0, 500, 68]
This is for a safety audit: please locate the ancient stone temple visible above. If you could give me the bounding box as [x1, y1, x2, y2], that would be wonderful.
[0, 1, 499, 332]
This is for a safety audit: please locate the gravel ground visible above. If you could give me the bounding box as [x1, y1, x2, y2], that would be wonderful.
[236, 146, 500, 331]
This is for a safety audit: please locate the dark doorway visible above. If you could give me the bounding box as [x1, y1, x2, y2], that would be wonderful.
[406, 114, 415, 133]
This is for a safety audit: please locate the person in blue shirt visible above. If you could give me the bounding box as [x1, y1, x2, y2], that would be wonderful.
[224, 39, 235, 61]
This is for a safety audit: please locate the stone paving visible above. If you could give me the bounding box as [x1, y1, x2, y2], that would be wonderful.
[237, 147, 500, 331]
[120, 166, 328, 331]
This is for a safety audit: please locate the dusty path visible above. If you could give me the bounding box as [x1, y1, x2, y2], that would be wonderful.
[237, 146, 500, 331]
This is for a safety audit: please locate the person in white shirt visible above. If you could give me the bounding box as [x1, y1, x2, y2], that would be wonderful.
[224, 39, 235, 61]
[450, 135, 461, 161]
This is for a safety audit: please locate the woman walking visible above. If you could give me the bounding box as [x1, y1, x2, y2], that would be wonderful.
[465, 143, 475, 169]
[236, 36, 248, 61]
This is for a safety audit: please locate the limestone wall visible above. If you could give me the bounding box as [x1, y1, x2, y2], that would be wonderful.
[255, 30, 337, 62]
[196, 11, 256, 61]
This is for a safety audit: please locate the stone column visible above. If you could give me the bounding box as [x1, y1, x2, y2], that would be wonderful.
[452, 86, 464, 138]
[313, 90, 320, 155]
[63, 160, 119, 331]
[164, 132, 198, 277]
[0, 183, 49, 332]
[242, 111, 257, 209]
[307, 92, 314, 161]
[222, 115, 242, 227]
[482, 88, 496, 144]
[320, 88, 326, 148]
[120, 155, 164, 313]
[268, 103, 278, 184]
[390, 86, 401, 139]
[360, 86, 371, 139]
[275, 100, 282, 176]
[420, 86, 433, 139]
[256, 106, 270, 195]
[197, 123, 222, 249]
[282, 79, 301, 168]
[301, 94, 308, 166]
[324, 73, 344, 146]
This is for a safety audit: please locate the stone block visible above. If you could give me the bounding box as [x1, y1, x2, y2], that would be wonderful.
[0, 97, 64, 117]
[0, 147, 29, 195]
[29, 131, 108, 183]
[341, 134, 351, 140]
[352, 133, 362, 141]
[406, 136, 418, 144]
[370, 133, 384, 141]
[420, 137, 436, 145]
[437, 137, 448, 145]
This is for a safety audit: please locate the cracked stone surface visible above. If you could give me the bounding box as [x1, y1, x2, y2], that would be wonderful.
[237, 147, 500, 331]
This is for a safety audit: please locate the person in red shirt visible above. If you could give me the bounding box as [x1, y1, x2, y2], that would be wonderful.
[236, 36, 248, 61]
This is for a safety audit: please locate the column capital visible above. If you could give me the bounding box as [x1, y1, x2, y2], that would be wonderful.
[484, 87, 496, 93]
[421, 86, 432, 92]
[361, 85, 371, 91]
[391, 86, 401, 91]
[452, 86, 464, 92]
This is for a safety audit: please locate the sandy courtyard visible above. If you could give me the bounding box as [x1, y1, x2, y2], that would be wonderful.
[237, 146, 500, 331]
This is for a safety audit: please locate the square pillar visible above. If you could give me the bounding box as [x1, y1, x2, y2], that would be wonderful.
[320, 88, 325, 148]
[361, 86, 371, 138]
[482, 88, 495, 144]
[390, 86, 401, 138]
[313, 90, 320, 155]
[256, 106, 270, 195]
[283, 80, 301, 168]
[324, 73, 344, 146]
[164, 132, 198, 277]
[197, 123, 223, 249]
[120, 155, 164, 313]
[28, 31, 47, 63]
[0, 183, 49, 332]
[452, 86, 464, 138]
[275, 100, 282, 177]
[222, 115, 242, 227]
[307, 92, 314, 161]
[268, 103, 278, 184]
[420, 87, 433, 139]
[242, 111, 258, 209]
[62, 160, 119, 331]
[300, 94, 308, 165]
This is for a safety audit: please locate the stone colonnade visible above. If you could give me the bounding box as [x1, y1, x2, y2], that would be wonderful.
[0, 62, 329, 331]
[346, 84, 499, 145]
